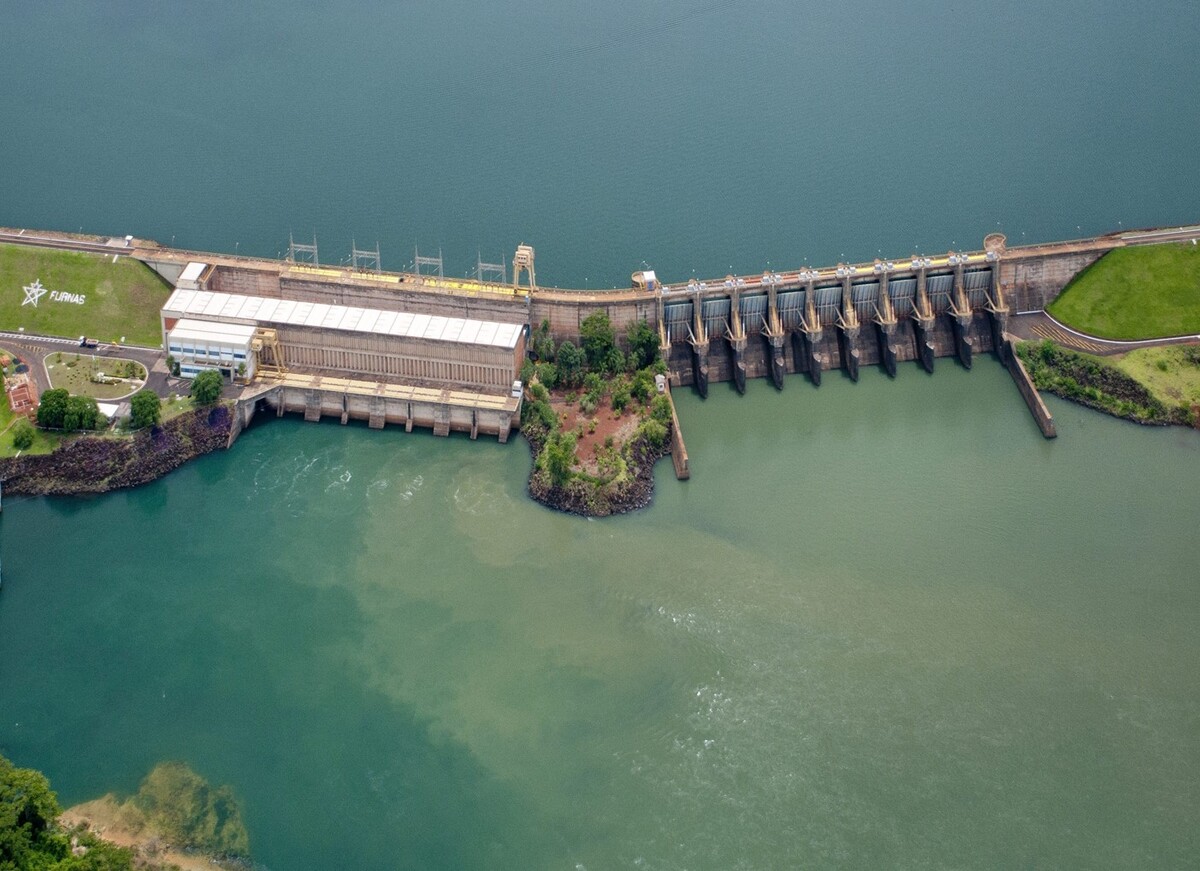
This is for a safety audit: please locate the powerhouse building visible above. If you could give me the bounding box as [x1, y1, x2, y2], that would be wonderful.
[161, 284, 525, 393]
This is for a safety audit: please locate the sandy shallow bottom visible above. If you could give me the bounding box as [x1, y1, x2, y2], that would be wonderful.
[62, 797, 236, 871]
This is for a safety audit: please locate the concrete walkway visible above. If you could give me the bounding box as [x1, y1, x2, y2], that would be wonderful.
[1006, 313, 1200, 356]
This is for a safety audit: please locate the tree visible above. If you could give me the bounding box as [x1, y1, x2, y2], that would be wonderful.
[0, 753, 63, 869]
[534, 361, 558, 389]
[610, 382, 631, 413]
[651, 394, 673, 425]
[638, 418, 668, 448]
[579, 310, 615, 369]
[63, 395, 100, 432]
[626, 319, 659, 370]
[11, 419, 34, 450]
[555, 340, 586, 388]
[0, 752, 135, 871]
[543, 431, 577, 486]
[602, 346, 625, 375]
[130, 389, 162, 429]
[531, 319, 556, 362]
[190, 369, 223, 404]
[36, 388, 69, 429]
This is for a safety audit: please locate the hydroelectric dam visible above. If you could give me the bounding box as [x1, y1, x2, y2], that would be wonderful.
[3, 222, 1197, 454]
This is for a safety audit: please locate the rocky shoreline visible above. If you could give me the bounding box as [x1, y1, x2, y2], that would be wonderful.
[0, 404, 234, 496]
[1, 402, 675, 513]
[526, 426, 671, 517]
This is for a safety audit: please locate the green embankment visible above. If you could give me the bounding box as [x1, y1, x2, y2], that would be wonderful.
[0, 243, 171, 347]
[1047, 243, 1200, 340]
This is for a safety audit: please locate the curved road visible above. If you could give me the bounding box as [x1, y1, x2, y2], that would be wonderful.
[0, 332, 170, 399]
[1006, 313, 1200, 356]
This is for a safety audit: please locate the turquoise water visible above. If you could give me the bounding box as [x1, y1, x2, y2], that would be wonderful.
[1, 1, 1198, 286]
[2, 1, 1200, 868]
[2, 365, 1199, 868]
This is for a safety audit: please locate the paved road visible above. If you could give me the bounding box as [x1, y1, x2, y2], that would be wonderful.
[0, 332, 171, 399]
[1006, 313, 1200, 356]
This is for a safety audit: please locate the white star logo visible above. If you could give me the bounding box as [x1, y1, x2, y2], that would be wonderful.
[22, 279, 47, 308]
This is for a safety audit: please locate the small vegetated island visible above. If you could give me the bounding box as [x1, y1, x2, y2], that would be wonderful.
[1020, 243, 1200, 427]
[520, 311, 676, 516]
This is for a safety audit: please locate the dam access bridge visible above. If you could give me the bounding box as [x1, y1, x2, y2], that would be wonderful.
[2, 222, 1196, 441]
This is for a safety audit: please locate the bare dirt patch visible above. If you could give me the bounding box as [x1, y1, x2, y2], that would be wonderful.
[549, 393, 640, 474]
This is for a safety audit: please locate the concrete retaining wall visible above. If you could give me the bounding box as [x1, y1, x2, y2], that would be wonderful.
[530, 295, 656, 344]
[1003, 336, 1056, 437]
[664, 385, 690, 480]
[999, 249, 1106, 312]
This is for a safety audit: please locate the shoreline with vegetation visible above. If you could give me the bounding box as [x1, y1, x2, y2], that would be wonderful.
[1, 753, 250, 871]
[1017, 339, 1199, 427]
[0, 402, 233, 496]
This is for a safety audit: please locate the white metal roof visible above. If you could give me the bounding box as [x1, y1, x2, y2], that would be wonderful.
[168, 318, 258, 347]
[162, 288, 522, 349]
[179, 261, 207, 283]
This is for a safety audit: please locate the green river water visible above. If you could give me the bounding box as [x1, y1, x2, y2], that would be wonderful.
[2, 0, 1200, 867]
[2, 365, 1198, 868]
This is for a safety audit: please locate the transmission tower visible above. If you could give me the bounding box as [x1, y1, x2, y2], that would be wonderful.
[475, 250, 506, 284]
[287, 232, 319, 266]
[351, 240, 382, 274]
[414, 246, 444, 280]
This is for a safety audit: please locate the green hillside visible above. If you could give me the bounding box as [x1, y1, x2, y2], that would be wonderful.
[1047, 243, 1200, 340]
[0, 243, 171, 347]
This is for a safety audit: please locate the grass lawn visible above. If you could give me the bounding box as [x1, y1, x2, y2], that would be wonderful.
[45, 352, 147, 399]
[161, 393, 196, 422]
[0, 243, 170, 347]
[1047, 243, 1200, 340]
[1109, 344, 1200, 408]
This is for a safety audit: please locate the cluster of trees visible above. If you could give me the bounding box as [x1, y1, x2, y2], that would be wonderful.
[18, 364, 224, 448]
[523, 312, 661, 391]
[32, 387, 164, 436]
[1017, 339, 1193, 426]
[1, 752, 136, 870]
[36, 389, 101, 433]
